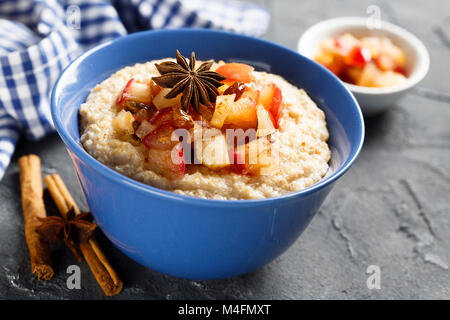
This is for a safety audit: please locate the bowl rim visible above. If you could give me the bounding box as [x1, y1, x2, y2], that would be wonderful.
[297, 16, 430, 95]
[51, 28, 365, 206]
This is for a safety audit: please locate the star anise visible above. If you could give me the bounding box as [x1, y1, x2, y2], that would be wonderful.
[152, 50, 226, 113]
[36, 208, 97, 262]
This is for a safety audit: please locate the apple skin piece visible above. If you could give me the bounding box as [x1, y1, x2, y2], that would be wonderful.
[149, 107, 173, 126]
[216, 63, 254, 83]
[147, 143, 185, 179]
[117, 78, 134, 106]
[345, 46, 372, 68]
[142, 124, 177, 150]
[259, 83, 283, 128]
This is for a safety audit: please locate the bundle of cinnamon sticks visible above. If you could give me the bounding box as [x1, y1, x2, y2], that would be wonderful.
[18, 154, 122, 296]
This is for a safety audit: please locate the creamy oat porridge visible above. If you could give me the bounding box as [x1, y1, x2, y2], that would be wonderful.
[79, 50, 330, 200]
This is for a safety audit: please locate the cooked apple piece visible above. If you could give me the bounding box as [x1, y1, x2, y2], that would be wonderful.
[234, 137, 274, 175]
[359, 37, 383, 58]
[150, 79, 162, 97]
[223, 87, 259, 129]
[318, 52, 347, 76]
[147, 143, 185, 179]
[373, 71, 407, 87]
[356, 62, 380, 87]
[118, 79, 153, 109]
[200, 131, 231, 170]
[152, 87, 182, 110]
[259, 83, 283, 128]
[216, 63, 254, 83]
[112, 110, 135, 135]
[135, 120, 157, 140]
[380, 37, 406, 67]
[334, 33, 359, 54]
[210, 94, 235, 129]
[142, 124, 177, 150]
[344, 67, 363, 84]
[375, 53, 397, 71]
[149, 107, 173, 127]
[172, 106, 194, 129]
[345, 46, 372, 68]
[133, 106, 157, 123]
[256, 103, 276, 137]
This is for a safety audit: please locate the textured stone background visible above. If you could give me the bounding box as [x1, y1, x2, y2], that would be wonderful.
[1, 0, 449, 299]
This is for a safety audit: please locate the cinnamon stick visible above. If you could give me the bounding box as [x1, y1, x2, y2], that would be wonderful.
[18, 154, 54, 280]
[44, 174, 123, 296]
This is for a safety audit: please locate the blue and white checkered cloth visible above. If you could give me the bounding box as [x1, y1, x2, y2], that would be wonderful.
[0, 0, 270, 179]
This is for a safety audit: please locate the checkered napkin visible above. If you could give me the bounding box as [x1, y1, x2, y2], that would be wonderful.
[0, 0, 270, 179]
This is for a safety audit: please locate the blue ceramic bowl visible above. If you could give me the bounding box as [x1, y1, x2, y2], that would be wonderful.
[51, 29, 364, 280]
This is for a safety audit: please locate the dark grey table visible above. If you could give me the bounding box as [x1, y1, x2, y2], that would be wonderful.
[1, 0, 449, 299]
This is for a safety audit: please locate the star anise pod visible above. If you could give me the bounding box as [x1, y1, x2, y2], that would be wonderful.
[36, 208, 97, 262]
[152, 50, 226, 113]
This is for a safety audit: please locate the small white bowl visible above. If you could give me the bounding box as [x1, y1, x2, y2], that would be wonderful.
[298, 17, 430, 116]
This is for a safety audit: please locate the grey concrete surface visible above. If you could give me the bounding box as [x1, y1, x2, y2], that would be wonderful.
[0, 0, 449, 299]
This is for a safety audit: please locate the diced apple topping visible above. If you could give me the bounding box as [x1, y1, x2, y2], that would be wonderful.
[117, 79, 153, 111]
[223, 87, 259, 129]
[142, 124, 177, 150]
[199, 130, 230, 170]
[114, 54, 286, 180]
[234, 137, 273, 175]
[135, 120, 157, 140]
[152, 87, 182, 110]
[133, 107, 157, 123]
[149, 107, 173, 127]
[210, 86, 259, 130]
[147, 144, 185, 179]
[259, 83, 283, 128]
[256, 103, 276, 137]
[112, 110, 135, 136]
[216, 63, 254, 83]
[210, 94, 235, 129]
[172, 106, 194, 129]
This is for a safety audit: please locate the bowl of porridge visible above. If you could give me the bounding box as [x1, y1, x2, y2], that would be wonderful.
[51, 29, 364, 279]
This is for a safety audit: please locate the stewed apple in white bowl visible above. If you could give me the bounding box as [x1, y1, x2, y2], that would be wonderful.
[298, 17, 430, 115]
